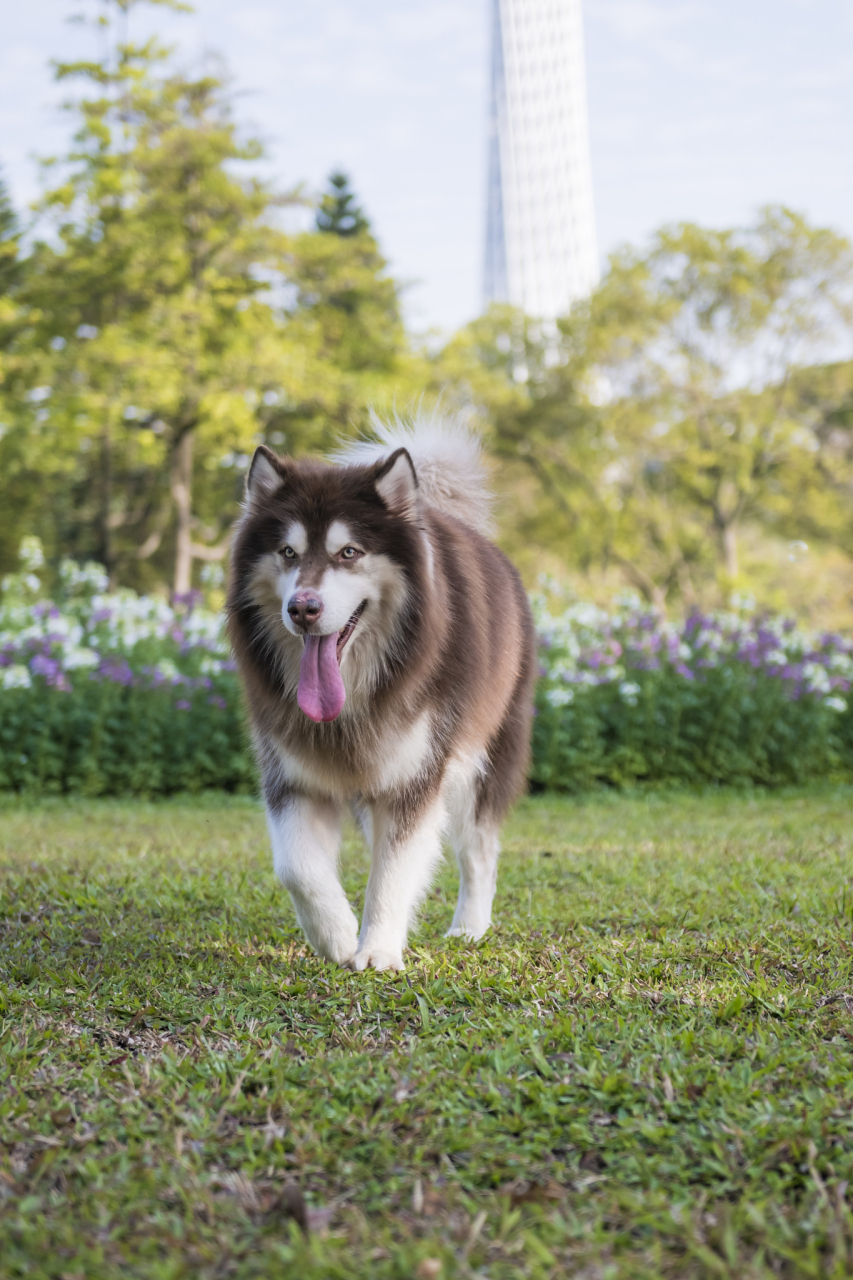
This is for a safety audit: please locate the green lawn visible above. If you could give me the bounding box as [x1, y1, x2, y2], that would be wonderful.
[2, 787, 853, 1279]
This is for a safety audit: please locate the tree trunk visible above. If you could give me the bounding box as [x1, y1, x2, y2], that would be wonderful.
[171, 431, 194, 598]
[722, 520, 738, 580]
[100, 424, 114, 586]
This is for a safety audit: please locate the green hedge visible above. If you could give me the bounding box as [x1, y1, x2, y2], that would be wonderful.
[532, 665, 853, 791]
[0, 679, 254, 796]
[2, 665, 852, 796]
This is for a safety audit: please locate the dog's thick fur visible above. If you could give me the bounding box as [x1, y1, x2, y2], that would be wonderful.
[227, 413, 536, 971]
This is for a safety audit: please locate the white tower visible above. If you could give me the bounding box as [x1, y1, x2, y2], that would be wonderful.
[484, 0, 599, 320]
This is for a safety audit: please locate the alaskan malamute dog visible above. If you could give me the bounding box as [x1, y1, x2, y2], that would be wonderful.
[227, 415, 535, 971]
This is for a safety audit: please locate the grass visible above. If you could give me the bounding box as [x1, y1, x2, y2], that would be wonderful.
[1, 786, 853, 1278]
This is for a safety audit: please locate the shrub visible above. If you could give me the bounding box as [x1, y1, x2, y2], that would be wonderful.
[0, 551, 252, 796]
[1, 549, 852, 795]
[532, 587, 853, 790]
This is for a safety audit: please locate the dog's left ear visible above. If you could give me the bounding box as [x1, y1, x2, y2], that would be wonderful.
[373, 448, 418, 521]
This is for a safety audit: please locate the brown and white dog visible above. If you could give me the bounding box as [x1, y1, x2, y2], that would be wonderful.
[227, 415, 536, 971]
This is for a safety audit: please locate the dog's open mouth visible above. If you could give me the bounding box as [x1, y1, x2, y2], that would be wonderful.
[297, 602, 367, 723]
[336, 601, 366, 660]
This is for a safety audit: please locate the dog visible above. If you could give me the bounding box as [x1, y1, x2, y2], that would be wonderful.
[227, 413, 536, 971]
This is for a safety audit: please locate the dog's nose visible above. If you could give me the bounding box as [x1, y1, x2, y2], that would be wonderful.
[287, 592, 323, 628]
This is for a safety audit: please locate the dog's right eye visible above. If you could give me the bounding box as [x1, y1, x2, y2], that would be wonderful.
[280, 546, 297, 560]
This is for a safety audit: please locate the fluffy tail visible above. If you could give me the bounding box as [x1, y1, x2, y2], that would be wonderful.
[332, 410, 494, 536]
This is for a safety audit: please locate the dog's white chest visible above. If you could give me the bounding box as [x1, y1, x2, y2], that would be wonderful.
[275, 709, 434, 799]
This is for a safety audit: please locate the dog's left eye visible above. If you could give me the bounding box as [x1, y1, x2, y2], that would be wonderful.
[340, 547, 361, 560]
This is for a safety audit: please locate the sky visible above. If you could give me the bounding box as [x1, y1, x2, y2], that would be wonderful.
[1, 0, 852, 335]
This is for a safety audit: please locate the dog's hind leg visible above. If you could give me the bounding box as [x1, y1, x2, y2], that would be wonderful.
[445, 768, 499, 941]
[349, 797, 445, 972]
[267, 795, 359, 965]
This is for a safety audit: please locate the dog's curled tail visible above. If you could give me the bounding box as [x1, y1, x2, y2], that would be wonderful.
[333, 410, 494, 536]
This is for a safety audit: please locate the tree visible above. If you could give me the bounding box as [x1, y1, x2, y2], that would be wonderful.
[272, 184, 425, 454]
[14, 0, 294, 594]
[1, 7, 430, 594]
[475, 208, 853, 607]
[0, 173, 44, 576]
[0, 172, 22, 300]
[316, 171, 369, 237]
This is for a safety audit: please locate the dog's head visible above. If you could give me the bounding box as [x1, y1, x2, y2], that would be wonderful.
[229, 446, 426, 722]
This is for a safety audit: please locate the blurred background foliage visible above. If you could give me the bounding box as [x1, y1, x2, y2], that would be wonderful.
[1, 0, 853, 626]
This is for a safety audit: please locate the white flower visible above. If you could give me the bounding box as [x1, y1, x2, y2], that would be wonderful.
[802, 663, 831, 694]
[1, 665, 32, 690]
[59, 559, 110, 594]
[619, 681, 641, 706]
[62, 646, 99, 670]
[824, 696, 847, 713]
[546, 688, 574, 708]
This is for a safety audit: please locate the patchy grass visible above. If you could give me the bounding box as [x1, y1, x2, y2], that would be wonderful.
[2, 786, 853, 1278]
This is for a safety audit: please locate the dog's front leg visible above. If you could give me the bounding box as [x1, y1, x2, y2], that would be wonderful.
[349, 798, 445, 972]
[446, 819, 500, 941]
[267, 795, 358, 965]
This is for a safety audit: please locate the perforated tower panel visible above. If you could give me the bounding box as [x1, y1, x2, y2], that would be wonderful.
[484, 0, 599, 319]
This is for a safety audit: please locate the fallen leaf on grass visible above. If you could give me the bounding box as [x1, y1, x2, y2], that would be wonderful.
[578, 1151, 605, 1173]
[415, 1261, 442, 1279]
[80, 929, 101, 946]
[419, 1185, 446, 1216]
[306, 1204, 335, 1234]
[498, 1178, 565, 1206]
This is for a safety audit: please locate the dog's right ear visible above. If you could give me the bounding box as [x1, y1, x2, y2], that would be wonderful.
[245, 446, 288, 507]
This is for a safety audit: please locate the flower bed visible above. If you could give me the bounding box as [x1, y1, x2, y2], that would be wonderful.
[0, 546, 252, 795]
[2, 545, 852, 795]
[532, 586, 853, 790]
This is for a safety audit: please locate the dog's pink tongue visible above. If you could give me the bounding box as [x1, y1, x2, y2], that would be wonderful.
[298, 633, 345, 722]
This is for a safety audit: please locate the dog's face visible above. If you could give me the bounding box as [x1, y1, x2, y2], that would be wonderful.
[230, 447, 423, 719]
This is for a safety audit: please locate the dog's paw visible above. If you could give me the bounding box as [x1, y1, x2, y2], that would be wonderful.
[346, 947, 405, 973]
[305, 913, 359, 966]
[445, 920, 489, 941]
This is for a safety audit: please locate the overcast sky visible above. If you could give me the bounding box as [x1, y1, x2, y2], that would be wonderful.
[2, 1, 852, 334]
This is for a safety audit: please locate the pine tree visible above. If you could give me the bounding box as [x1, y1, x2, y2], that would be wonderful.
[315, 171, 369, 237]
[0, 171, 22, 298]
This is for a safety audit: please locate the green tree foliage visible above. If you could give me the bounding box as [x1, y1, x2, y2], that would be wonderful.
[0, 174, 36, 574]
[476, 209, 853, 607]
[273, 180, 426, 455]
[0, 4, 420, 594]
[0, 173, 22, 300]
[316, 170, 369, 237]
[10, 0, 295, 594]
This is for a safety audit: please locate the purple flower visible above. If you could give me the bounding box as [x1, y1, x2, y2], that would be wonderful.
[207, 695, 227, 709]
[175, 699, 192, 711]
[97, 658, 135, 686]
[30, 654, 60, 681]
